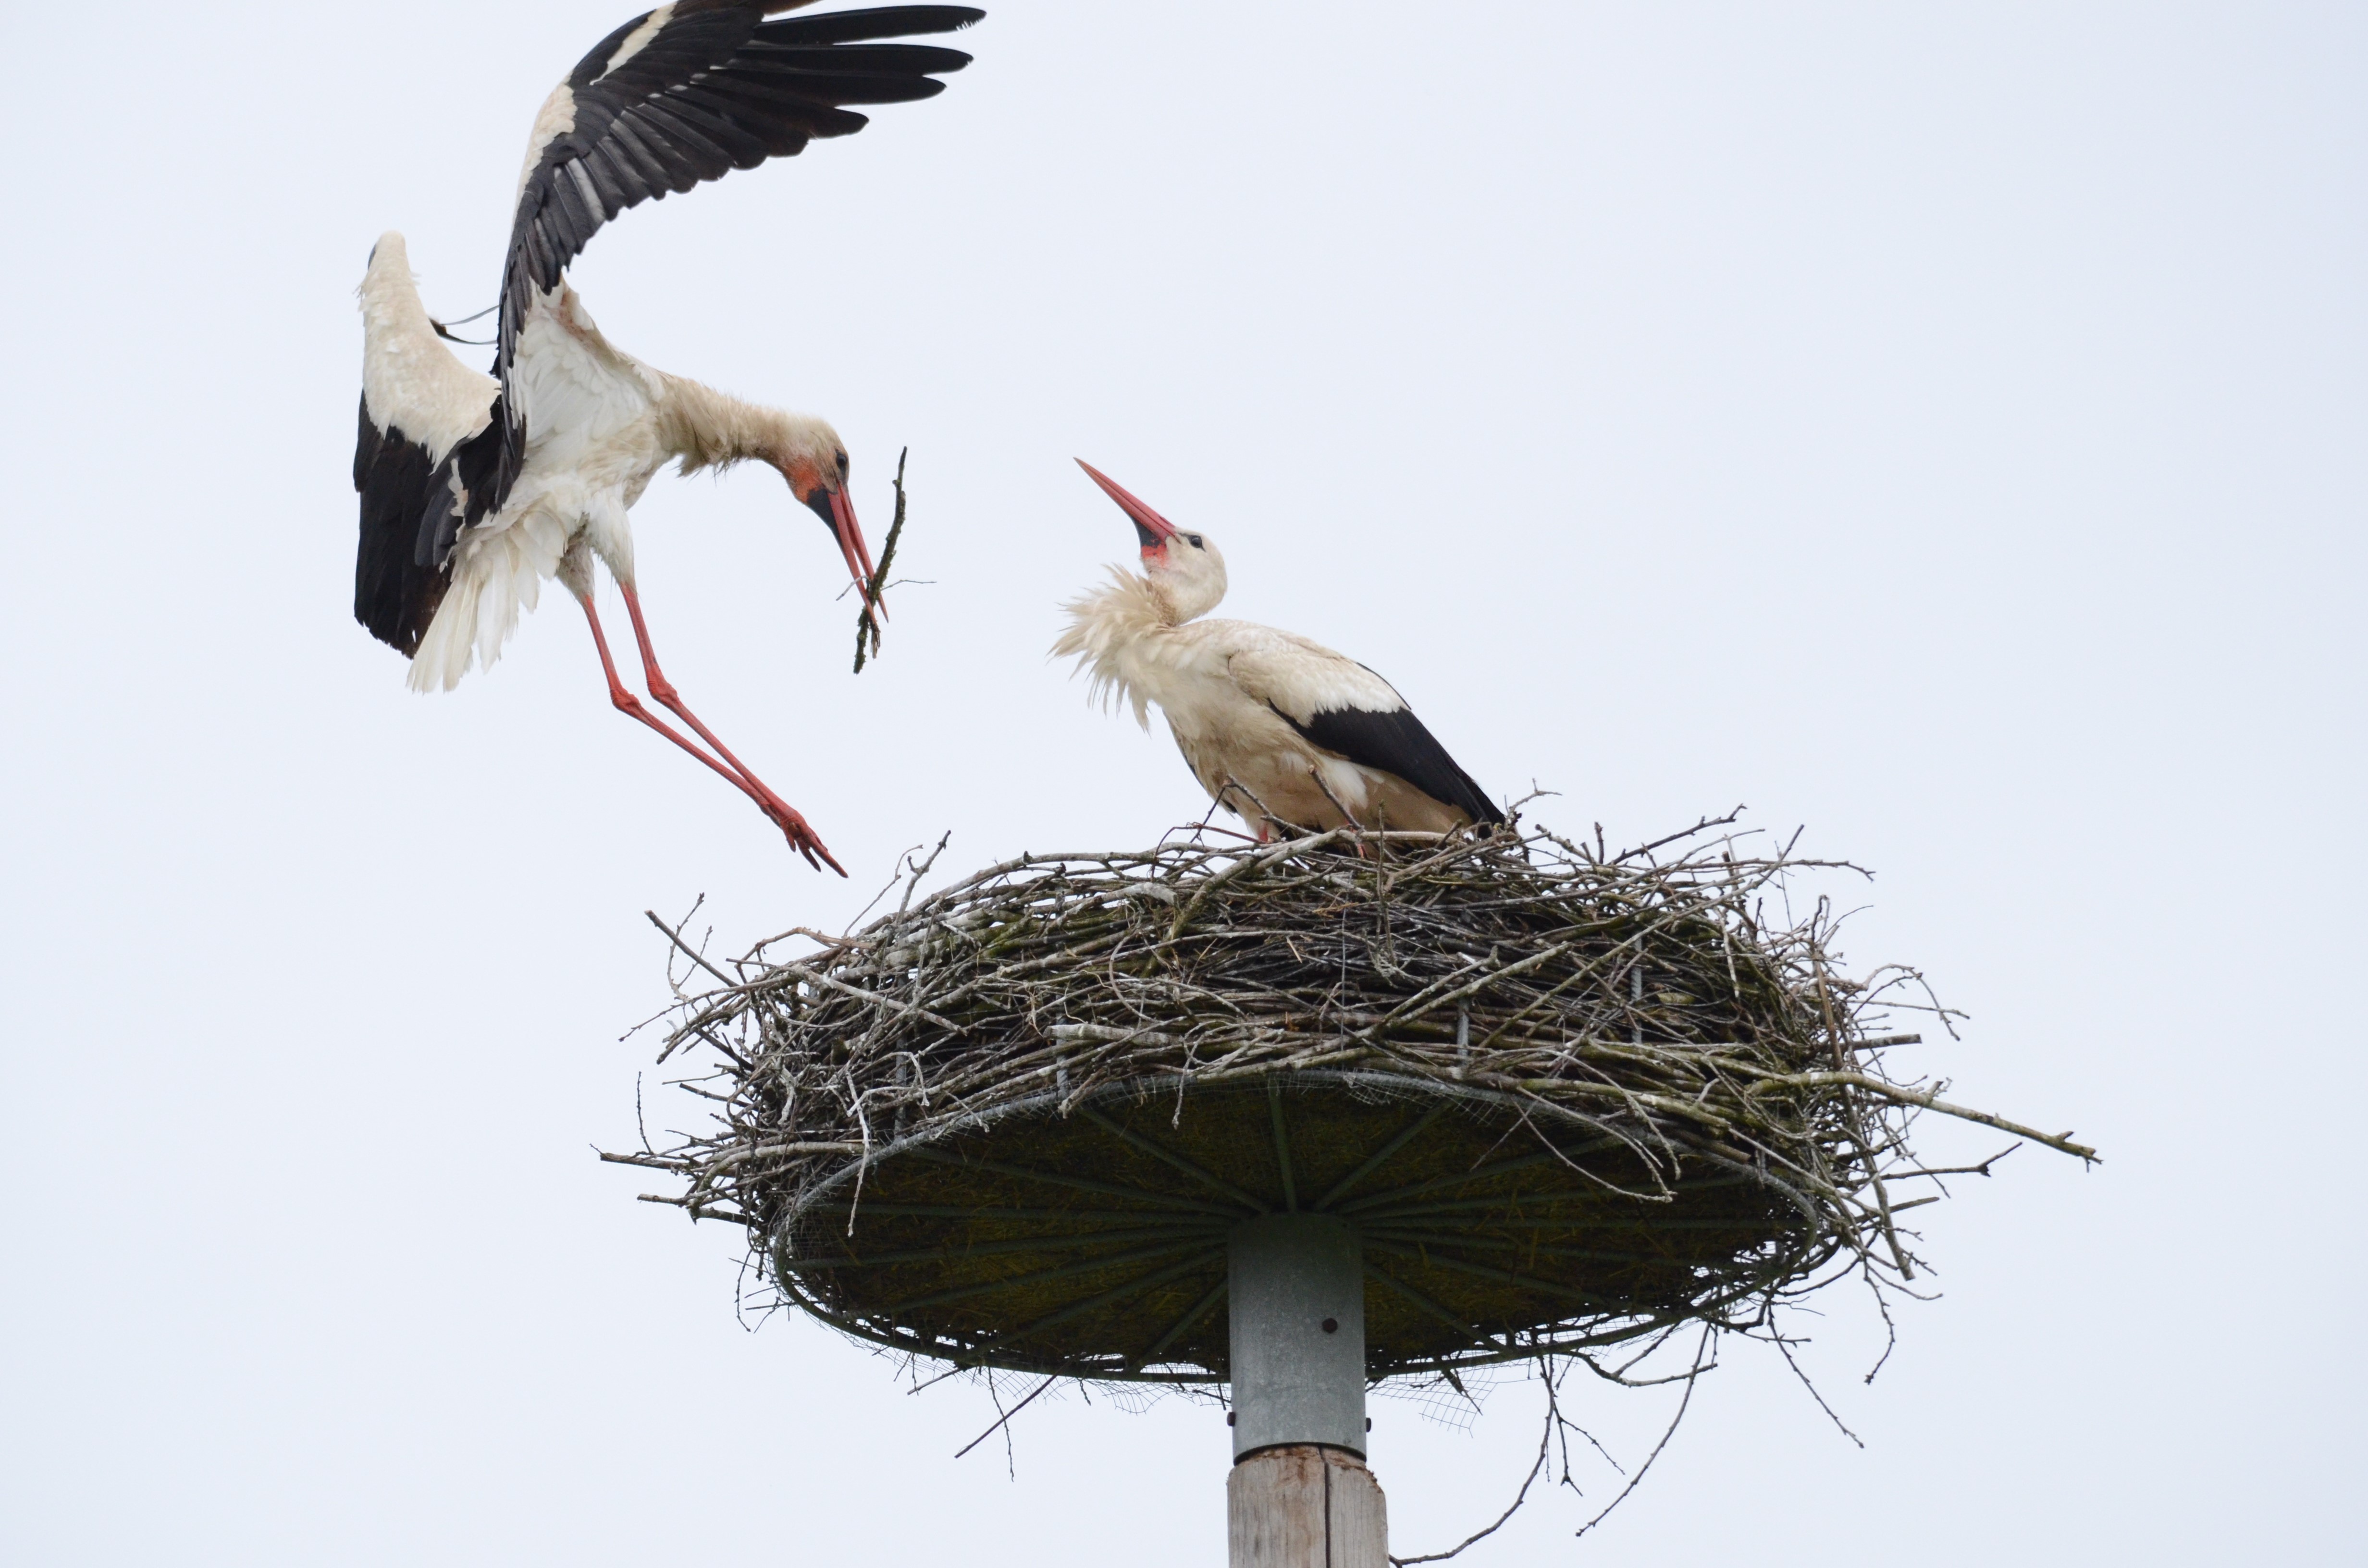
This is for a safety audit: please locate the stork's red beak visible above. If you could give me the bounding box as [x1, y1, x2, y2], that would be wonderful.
[803, 482, 886, 626]
[1077, 460, 1179, 557]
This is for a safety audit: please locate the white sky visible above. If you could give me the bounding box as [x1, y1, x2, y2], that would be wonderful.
[2, 2, 2361, 1563]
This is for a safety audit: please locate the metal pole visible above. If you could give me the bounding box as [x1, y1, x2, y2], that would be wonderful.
[1226, 1215, 1388, 1568]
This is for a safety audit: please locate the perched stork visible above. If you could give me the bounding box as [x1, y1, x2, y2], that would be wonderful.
[1054, 464, 1507, 839]
[354, 2, 983, 872]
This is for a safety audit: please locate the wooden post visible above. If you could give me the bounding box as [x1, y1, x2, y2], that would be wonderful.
[1229, 1446, 1389, 1568]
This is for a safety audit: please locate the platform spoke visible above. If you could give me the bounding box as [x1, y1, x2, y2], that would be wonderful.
[783, 1222, 1230, 1273]
[896, 1144, 1249, 1217]
[1331, 1136, 1632, 1216]
[811, 1202, 1233, 1223]
[1312, 1103, 1449, 1212]
[876, 1238, 1217, 1316]
[1364, 1237, 1627, 1312]
[990, 1250, 1230, 1349]
[1077, 1107, 1272, 1214]
[1363, 1262, 1504, 1354]
[1267, 1080, 1298, 1212]
[1353, 1192, 1623, 1226]
[1134, 1276, 1231, 1369]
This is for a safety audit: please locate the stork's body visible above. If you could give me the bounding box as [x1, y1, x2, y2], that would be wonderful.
[353, 1, 983, 871]
[1056, 466, 1505, 839]
[360, 251, 853, 694]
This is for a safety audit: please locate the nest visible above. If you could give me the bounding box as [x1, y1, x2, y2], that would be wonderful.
[613, 817, 2092, 1386]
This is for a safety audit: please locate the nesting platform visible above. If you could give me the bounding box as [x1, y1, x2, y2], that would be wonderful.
[612, 821, 2084, 1386]
[760, 1071, 1823, 1381]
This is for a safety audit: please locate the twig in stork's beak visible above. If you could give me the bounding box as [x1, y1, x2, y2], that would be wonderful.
[1075, 460, 1180, 558]
[853, 449, 911, 675]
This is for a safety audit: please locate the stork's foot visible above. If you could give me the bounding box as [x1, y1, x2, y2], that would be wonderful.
[754, 794, 846, 878]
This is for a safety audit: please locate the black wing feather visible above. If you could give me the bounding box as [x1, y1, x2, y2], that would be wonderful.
[352, 397, 457, 656]
[471, 3, 983, 527]
[1278, 702, 1507, 827]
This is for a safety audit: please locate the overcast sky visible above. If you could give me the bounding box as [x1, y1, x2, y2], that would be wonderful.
[2, 2, 2361, 1563]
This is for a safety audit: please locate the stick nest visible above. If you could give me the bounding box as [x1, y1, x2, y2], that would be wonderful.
[614, 817, 2092, 1385]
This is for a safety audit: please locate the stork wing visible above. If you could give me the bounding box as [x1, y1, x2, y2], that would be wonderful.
[478, 1, 985, 518]
[355, 235, 500, 656]
[1230, 634, 1506, 827]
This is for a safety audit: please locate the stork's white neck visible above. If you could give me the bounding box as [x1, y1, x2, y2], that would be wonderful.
[1053, 568, 1220, 729]
[654, 375, 835, 478]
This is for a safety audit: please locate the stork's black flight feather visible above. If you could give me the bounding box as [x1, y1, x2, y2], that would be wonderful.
[1277, 700, 1507, 828]
[353, 398, 464, 654]
[477, 2, 984, 531]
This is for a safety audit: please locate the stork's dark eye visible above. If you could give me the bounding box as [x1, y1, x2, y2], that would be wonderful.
[835, 451, 850, 475]
[1186, 534, 1205, 549]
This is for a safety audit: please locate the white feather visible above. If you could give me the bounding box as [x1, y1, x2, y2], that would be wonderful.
[515, 84, 578, 205]
[596, 5, 677, 82]
[408, 505, 575, 693]
[396, 281, 848, 693]
[358, 233, 496, 461]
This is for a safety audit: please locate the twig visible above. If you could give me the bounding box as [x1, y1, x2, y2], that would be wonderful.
[1390, 1371, 1557, 1563]
[647, 909, 732, 988]
[1749, 1072, 2099, 1163]
[852, 447, 909, 674]
[1571, 1326, 1715, 1541]
[956, 1373, 1056, 1464]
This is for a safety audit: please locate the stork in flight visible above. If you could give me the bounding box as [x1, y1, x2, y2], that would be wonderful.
[354, 2, 983, 873]
[1054, 464, 1507, 840]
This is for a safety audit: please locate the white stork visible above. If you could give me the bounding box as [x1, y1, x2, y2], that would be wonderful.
[1054, 464, 1508, 840]
[354, 1, 983, 873]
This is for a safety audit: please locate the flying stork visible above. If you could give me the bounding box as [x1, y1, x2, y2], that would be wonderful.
[1054, 464, 1508, 840]
[354, 1, 983, 873]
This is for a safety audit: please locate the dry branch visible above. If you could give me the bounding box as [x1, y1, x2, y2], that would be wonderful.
[851, 447, 909, 674]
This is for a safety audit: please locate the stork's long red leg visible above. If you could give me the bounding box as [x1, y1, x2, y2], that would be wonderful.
[612, 584, 846, 877]
[578, 594, 838, 874]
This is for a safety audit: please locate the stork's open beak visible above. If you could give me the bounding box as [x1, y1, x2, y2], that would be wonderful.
[1077, 460, 1179, 558]
[802, 482, 886, 626]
